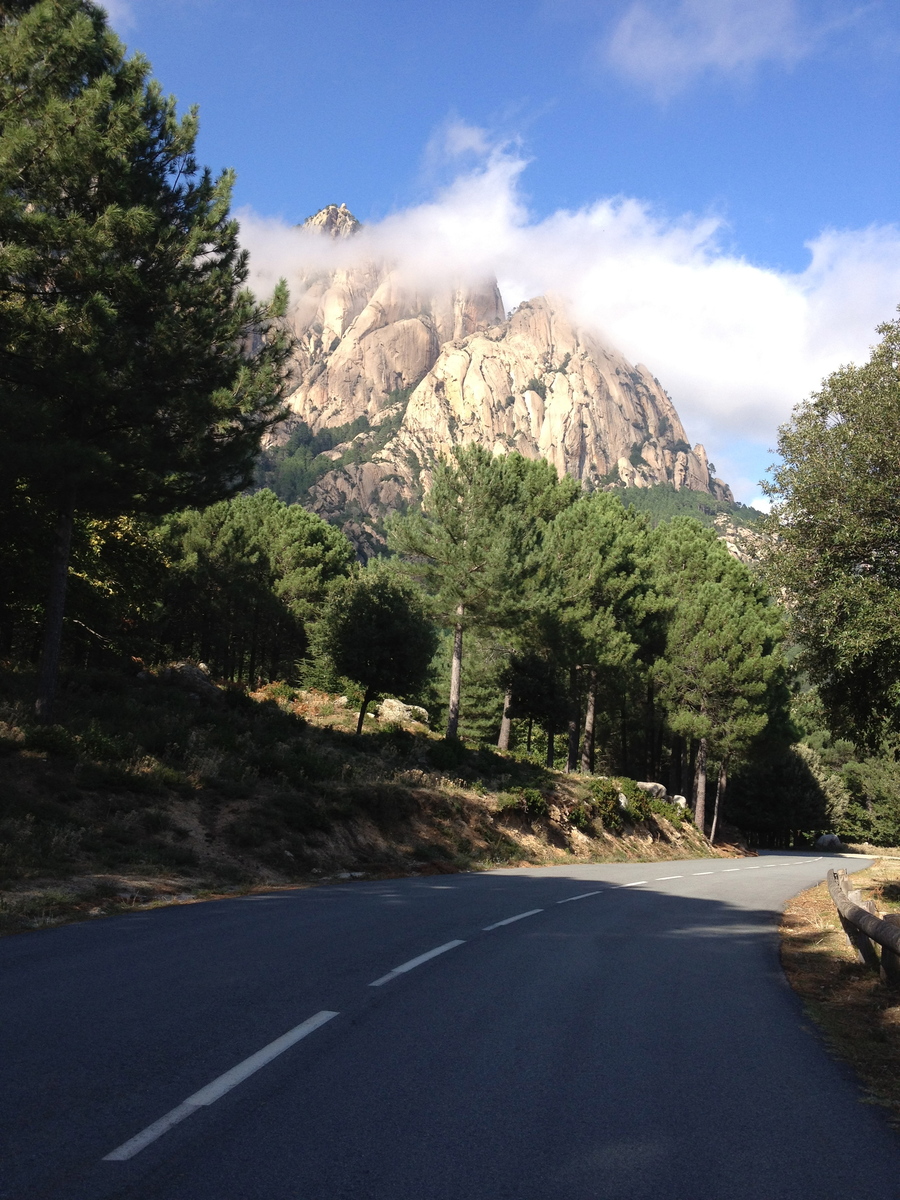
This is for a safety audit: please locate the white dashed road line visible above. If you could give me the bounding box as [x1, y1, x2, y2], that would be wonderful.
[615, 880, 648, 888]
[483, 909, 544, 931]
[103, 1010, 339, 1162]
[369, 939, 466, 987]
[654, 875, 683, 880]
[556, 891, 602, 904]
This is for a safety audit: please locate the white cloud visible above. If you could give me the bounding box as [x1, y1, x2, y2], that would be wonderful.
[238, 138, 900, 500]
[603, 0, 831, 96]
[99, 0, 135, 30]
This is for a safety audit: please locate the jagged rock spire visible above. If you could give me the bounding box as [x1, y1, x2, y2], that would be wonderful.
[302, 203, 361, 238]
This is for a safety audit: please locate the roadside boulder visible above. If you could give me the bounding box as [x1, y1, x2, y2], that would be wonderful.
[635, 781, 667, 799]
[158, 661, 223, 704]
[377, 697, 429, 725]
[815, 833, 848, 851]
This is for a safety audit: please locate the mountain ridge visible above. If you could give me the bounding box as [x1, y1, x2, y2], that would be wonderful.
[265, 207, 733, 551]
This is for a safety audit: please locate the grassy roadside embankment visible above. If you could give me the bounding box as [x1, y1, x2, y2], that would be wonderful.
[781, 860, 900, 1125]
[0, 663, 743, 936]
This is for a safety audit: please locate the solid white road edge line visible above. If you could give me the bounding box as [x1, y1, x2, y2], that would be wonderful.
[369, 939, 465, 987]
[483, 909, 543, 931]
[556, 891, 602, 904]
[102, 1010, 339, 1163]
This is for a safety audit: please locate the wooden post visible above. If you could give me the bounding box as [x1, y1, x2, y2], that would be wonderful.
[840, 887, 881, 970]
[880, 914, 900, 989]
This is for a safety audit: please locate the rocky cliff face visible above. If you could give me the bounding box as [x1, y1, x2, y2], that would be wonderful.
[272, 208, 732, 551]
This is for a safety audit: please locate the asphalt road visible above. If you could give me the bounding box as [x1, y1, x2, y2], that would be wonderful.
[3, 853, 900, 1200]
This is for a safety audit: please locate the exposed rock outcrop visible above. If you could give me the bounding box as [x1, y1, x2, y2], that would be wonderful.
[301, 202, 361, 238]
[273, 207, 733, 548]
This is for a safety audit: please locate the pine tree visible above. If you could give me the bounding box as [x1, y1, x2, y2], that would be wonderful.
[388, 447, 576, 738]
[0, 0, 292, 718]
[155, 490, 355, 682]
[535, 493, 655, 772]
[652, 520, 784, 832]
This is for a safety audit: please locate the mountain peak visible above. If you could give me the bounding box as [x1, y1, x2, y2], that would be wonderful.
[302, 203, 361, 238]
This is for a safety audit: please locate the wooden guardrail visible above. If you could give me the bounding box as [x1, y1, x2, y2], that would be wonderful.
[827, 868, 900, 988]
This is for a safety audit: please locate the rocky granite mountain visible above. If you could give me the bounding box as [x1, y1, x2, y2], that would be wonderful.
[263, 205, 733, 553]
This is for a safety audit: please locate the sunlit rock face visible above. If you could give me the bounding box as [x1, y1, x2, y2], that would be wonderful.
[274, 208, 731, 550]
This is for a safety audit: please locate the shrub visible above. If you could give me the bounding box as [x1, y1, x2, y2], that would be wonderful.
[649, 797, 685, 824]
[499, 787, 549, 818]
[587, 778, 625, 830]
[428, 738, 469, 770]
[24, 725, 79, 757]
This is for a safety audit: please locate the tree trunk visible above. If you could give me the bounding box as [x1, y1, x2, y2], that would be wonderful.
[620, 701, 628, 775]
[497, 689, 512, 750]
[446, 607, 464, 739]
[710, 759, 727, 844]
[356, 688, 374, 736]
[566, 666, 580, 773]
[645, 679, 654, 778]
[545, 725, 554, 768]
[35, 494, 76, 723]
[693, 736, 708, 835]
[580, 669, 597, 773]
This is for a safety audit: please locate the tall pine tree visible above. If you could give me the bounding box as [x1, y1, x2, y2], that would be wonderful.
[0, 0, 292, 717]
[388, 447, 576, 739]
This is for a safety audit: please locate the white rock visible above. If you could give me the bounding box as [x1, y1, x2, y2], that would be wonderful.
[635, 781, 667, 799]
[377, 697, 429, 724]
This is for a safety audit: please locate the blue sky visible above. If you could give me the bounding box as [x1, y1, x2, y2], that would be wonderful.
[107, 0, 900, 505]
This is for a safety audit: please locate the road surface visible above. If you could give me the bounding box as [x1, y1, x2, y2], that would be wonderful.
[3, 853, 900, 1199]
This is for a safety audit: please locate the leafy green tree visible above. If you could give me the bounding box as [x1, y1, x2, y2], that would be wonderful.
[726, 743, 849, 843]
[388, 447, 576, 738]
[0, 0, 292, 718]
[155, 490, 354, 683]
[763, 312, 900, 745]
[318, 566, 438, 734]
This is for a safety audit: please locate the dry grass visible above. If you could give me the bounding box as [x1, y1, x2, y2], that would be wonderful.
[780, 862, 900, 1125]
[0, 668, 745, 936]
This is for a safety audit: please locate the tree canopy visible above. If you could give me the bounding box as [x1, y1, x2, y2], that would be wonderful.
[154, 489, 354, 684]
[0, 0, 292, 716]
[318, 566, 438, 734]
[763, 311, 900, 745]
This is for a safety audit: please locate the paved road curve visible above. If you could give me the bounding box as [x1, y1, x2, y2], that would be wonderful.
[3, 853, 900, 1199]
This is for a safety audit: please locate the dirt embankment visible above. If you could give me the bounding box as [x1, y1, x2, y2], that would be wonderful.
[0, 670, 745, 936]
